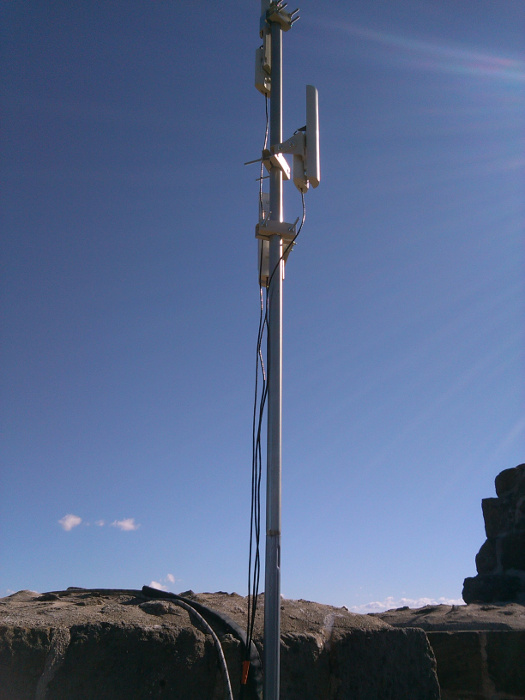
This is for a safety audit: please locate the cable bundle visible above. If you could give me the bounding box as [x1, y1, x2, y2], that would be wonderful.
[243, 97, 306, 698]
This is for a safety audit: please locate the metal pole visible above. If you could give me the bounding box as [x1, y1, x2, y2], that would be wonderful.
[264, 16, 283, 700]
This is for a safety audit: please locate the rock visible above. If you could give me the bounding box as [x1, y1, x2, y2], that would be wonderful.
[482, 498, 510, 538]
[495, 465, 525, 498]
[463, 463, 525, 605]
[372, 602, 525, 700]
[475, 538, 497, 574]
[0, 587, 440, 700]
[429, 631, 525, 700]
[501, 531, 525, 571]
[371, 602, 525, 632]
[463, 574, 522, 605]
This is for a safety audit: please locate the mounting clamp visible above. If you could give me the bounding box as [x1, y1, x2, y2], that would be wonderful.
[256, 218, 297, 286]
[255, 218, 297, 242]
[272, 130, 307, 193]
[262, 149, 291, 180]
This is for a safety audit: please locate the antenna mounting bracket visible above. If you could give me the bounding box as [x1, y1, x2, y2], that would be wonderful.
[255, 219, 297, 242]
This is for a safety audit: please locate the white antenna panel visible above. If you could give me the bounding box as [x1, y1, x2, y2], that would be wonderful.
[306, 85, 320, 188]
[255, 39, 271, 96]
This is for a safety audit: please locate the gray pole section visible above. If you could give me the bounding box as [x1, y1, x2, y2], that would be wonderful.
[264, 16, 283, 700]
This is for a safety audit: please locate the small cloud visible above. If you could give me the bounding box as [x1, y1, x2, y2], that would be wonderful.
[58, 514, 82, 531]
[95, 520, 105, 527]
[149, 574, 178, 591]
[149, 580, 168, 591]
[348, 596, 465, 614]
[111, 518, 140, 532]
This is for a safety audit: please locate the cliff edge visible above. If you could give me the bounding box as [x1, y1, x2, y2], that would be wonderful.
[0, 586, 439, 700]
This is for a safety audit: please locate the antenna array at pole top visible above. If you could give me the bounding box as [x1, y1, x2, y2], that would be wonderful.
[260, 1, 300, 37]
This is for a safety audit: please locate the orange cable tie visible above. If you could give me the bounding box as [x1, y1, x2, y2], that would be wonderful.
[241, 660, 250, 685]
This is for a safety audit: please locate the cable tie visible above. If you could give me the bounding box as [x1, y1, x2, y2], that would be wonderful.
[241, 660, 250, 685]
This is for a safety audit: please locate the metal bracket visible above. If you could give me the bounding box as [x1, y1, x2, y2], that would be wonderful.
[256, 220, 297, 287]
[262, 149, 290, 180]
[272, 130, 308, 193]
[244, 149, 290, 180]
[273, 130, 305, 157]
[255, 218, 297, 242]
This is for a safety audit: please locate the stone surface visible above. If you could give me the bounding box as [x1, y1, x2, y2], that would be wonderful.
[0, 588, 440, 700]
[482, 498, 509, 538]
[495, 465, 525, 498]
[428, 632, 484, 697]
[475, 538, 497, 574]
[464, 463, 525, 605]
[500, 531, 525, 571]
[371, 602, 525, 632]
[372, 603, 525, 700]
[463, 574, 522, 605]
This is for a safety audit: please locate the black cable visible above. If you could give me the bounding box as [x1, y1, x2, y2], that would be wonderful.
[265, 189, 306, 293]
[243, 97, 270, 699]
[244, 96, 307, 699]
[142, 586, 263, 700]
[259, 96, 269, 221]
[247, 277, 266, 643]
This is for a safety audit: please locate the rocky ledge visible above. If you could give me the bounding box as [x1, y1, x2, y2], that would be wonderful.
[0, 587, 439, 700]
[373, 603, 525, 700]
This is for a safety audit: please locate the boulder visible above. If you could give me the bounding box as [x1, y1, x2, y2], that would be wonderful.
[463, 463, 525, 605]
[0, 587, 440, 700]
[463, 574, 522, 605]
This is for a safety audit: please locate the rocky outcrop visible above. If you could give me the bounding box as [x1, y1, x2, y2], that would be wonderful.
[373, 603, 525, 700]
[429, 631, 525, 700]
[463, 463, 525, 605]
[0, 587, 440, 700]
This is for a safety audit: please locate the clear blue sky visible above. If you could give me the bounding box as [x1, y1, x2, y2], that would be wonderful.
[1, 0, 523, 612]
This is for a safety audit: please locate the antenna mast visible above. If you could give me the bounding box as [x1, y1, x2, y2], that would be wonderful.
[265, 8, 283, 700]
[251, 3, 319, 698]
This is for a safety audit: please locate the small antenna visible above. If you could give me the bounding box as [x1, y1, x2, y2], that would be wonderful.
[271, 85, 321, 193]
[306, 85, 320, 188]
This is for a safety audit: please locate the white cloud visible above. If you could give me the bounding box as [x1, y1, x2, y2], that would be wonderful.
[348, 596, 465, 614]
[58, 515, 142, 532]
[149, 574, 178, 591]
[58, 514, 82, 531]
[111, 518, 140, 532]
[149, 580, 168, 591]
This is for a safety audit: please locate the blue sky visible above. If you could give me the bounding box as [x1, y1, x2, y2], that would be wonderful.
[1, 0, 523, 612]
